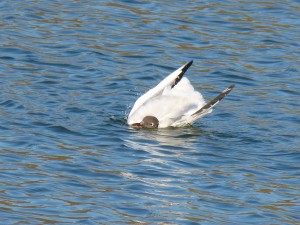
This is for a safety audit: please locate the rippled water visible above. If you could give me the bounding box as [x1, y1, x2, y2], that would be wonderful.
[1, 1, 300, 224]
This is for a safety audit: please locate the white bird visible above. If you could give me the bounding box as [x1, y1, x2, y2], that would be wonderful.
[127, 61, 235, 128]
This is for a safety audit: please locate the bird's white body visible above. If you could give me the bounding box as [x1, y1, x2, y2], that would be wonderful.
[127, 62, 213, 128]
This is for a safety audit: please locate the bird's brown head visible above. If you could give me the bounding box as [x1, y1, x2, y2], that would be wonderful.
[141, 116, 159, 128]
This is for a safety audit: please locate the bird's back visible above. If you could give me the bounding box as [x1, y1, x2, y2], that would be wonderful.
[128, 77, 207, 128]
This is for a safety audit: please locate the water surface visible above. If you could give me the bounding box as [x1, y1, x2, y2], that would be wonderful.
[1, 1, 300, 224]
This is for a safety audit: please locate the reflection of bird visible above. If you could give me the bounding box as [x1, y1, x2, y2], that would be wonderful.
[127, 61, 235, 128]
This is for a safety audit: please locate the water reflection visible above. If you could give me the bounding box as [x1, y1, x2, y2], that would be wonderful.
[124, 126, 207, 155]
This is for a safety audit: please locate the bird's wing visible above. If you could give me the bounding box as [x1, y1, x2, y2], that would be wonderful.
[128, 61, 193, 118]
[191, 84, 235, 119]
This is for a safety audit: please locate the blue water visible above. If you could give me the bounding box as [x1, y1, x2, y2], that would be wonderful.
[1, 1, 300, 224]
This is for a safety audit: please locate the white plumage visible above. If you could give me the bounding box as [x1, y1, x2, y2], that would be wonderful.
[127, 61, 234, 128]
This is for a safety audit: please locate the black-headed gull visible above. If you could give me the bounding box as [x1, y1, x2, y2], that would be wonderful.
[128, 61, 235, 128]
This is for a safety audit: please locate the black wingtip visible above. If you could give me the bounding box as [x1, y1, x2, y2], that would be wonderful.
[171, 60, 193, 88]
[228, 84, 235, 90]
[182, 60, 193, 74]
[191, 83, 235, 116]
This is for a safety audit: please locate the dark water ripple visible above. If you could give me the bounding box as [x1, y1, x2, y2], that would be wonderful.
[1, 0, 300, 224]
